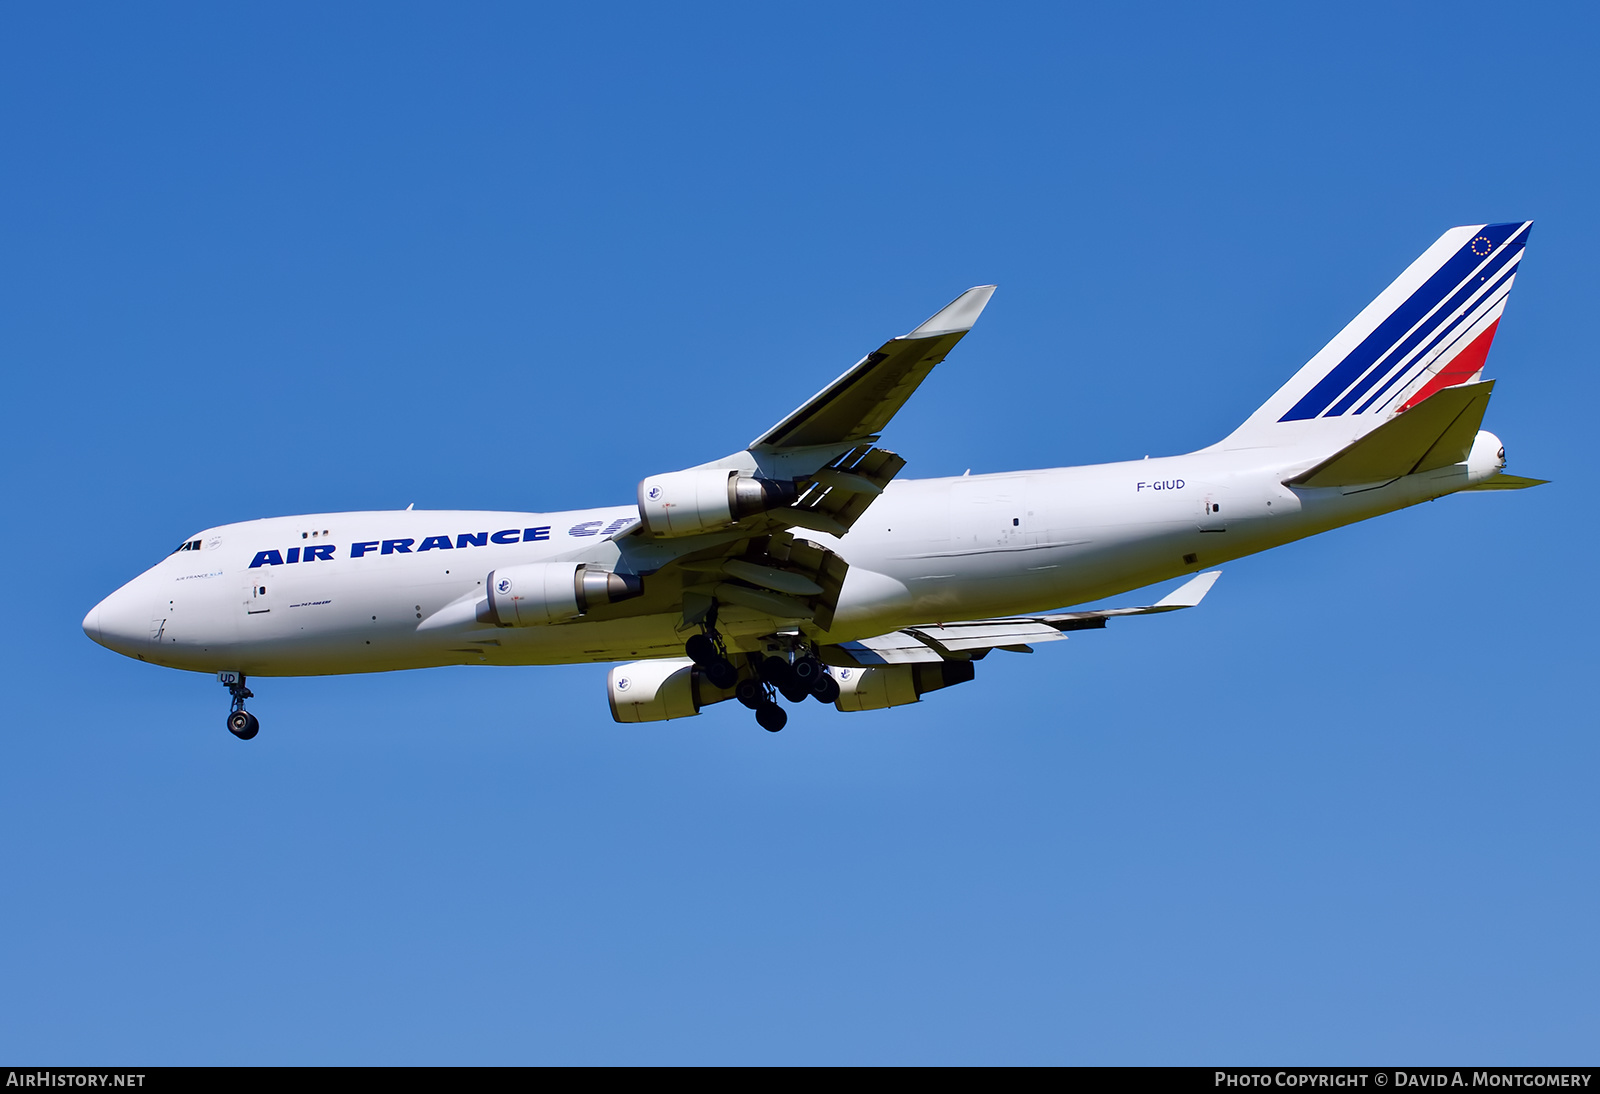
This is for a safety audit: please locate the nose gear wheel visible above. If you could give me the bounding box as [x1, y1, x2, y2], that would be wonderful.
[219, 673, 259, 740]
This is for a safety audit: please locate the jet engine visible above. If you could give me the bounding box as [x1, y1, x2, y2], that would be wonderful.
[832, 661, 976, 712]
[608, 658, 740, 722]
[483, 562, 643, 626]
[637, 469, 799, 537]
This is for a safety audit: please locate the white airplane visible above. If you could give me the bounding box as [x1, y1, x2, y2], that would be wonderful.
[84, 223, 1545, 739]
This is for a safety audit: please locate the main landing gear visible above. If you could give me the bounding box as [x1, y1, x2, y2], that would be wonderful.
[732, 674, 788, 732]
[685, 621, 841, 733]
[736, 655, 839, 732]
[685, 631, 739, 689]
[219, 672, 258, 740]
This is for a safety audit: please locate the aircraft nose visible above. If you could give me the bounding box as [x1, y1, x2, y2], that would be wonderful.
[82, 604, 102, 644]
[84, 582, 149, 656]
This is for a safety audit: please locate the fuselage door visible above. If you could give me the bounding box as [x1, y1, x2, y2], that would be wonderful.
[244, 580, 273, 615]
[1198, 484, 1229, 532]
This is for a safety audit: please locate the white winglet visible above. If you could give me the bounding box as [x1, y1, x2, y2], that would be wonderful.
[1153, 570, 1223, 610]
[749, 285, 999, 451]
[907, 285, 997, 338]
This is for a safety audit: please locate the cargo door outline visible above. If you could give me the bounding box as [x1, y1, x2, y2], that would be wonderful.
[1198, 485, 1229, 533]
[244, 580, 274, 615]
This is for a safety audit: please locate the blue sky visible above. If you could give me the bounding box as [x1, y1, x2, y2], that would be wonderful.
[3, 2, 1596, 1063]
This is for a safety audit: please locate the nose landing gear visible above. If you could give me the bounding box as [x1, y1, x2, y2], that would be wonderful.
[227, 709, 259, 739]
[219, 672, 258, 740]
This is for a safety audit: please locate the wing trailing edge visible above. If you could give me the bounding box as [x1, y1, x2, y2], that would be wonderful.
[826, 571, 1222, 666]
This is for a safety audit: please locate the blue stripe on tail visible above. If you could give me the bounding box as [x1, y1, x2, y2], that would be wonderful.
[1279, 222, 1526, 422]
[1329, 237, 1525, 416]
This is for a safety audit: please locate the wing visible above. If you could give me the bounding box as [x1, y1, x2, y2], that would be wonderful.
[714, 285, 995, 538]
[606, 287, 997, 639]
[752, 285, 997, 451]
[826, 572, 1222, 665]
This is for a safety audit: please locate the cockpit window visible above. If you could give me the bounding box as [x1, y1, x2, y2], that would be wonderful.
[170, 539, 203, 554]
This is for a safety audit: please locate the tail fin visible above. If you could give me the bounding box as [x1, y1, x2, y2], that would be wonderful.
[1219, 222, 1532, 450]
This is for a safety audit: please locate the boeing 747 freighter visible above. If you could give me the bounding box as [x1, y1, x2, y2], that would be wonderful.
[84, 223, 1544, 737]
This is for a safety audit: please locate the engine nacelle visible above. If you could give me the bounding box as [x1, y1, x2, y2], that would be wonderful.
[832, 661, 976, 712]
[608, 656, 747, 722]
[609, 659, 698, 722]
[483, 562, 643, 626]
[637, 468, 799, 537]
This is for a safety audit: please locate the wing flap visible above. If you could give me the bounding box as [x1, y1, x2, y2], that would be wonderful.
[667, 532, 852, 631]
[907, 620, 1069, 653]
[787, 444, 908, 537]
[838, 633, 948, 665]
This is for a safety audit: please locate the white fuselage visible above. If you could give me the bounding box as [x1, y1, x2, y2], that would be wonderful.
[84, 432, 1507, 677]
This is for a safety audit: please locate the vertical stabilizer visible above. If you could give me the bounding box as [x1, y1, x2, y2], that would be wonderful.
[1218, 222, 1531, 452]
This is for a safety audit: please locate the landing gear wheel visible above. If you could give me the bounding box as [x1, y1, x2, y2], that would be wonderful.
[687, 628, 738, 688]
[227, 710, 259, 740]
[757, 655, 792, 684]
[755, 702, 787, 732]
[703, 658, 738, 690]
[685, 633, 717, 666]
[759, 656, 810, 703]
[219, 672, 257, 740]
[735, 678, 765, 710]
[791, 657, 825, 688]
[792, 657, 832, 703]
[778, 680, 811, 704]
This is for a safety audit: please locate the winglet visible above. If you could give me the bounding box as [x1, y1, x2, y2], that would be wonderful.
[1037, 570, 1222, 630]
[906, 285, 997, 338]
[748, 285, 999, 452]
[1152, 570, 1222, 610]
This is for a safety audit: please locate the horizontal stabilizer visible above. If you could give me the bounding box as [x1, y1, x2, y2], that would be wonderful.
[828, 571, 1221, 665]
[1459, 473, 1549, 492]
[1287, 381, 1493, 488]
